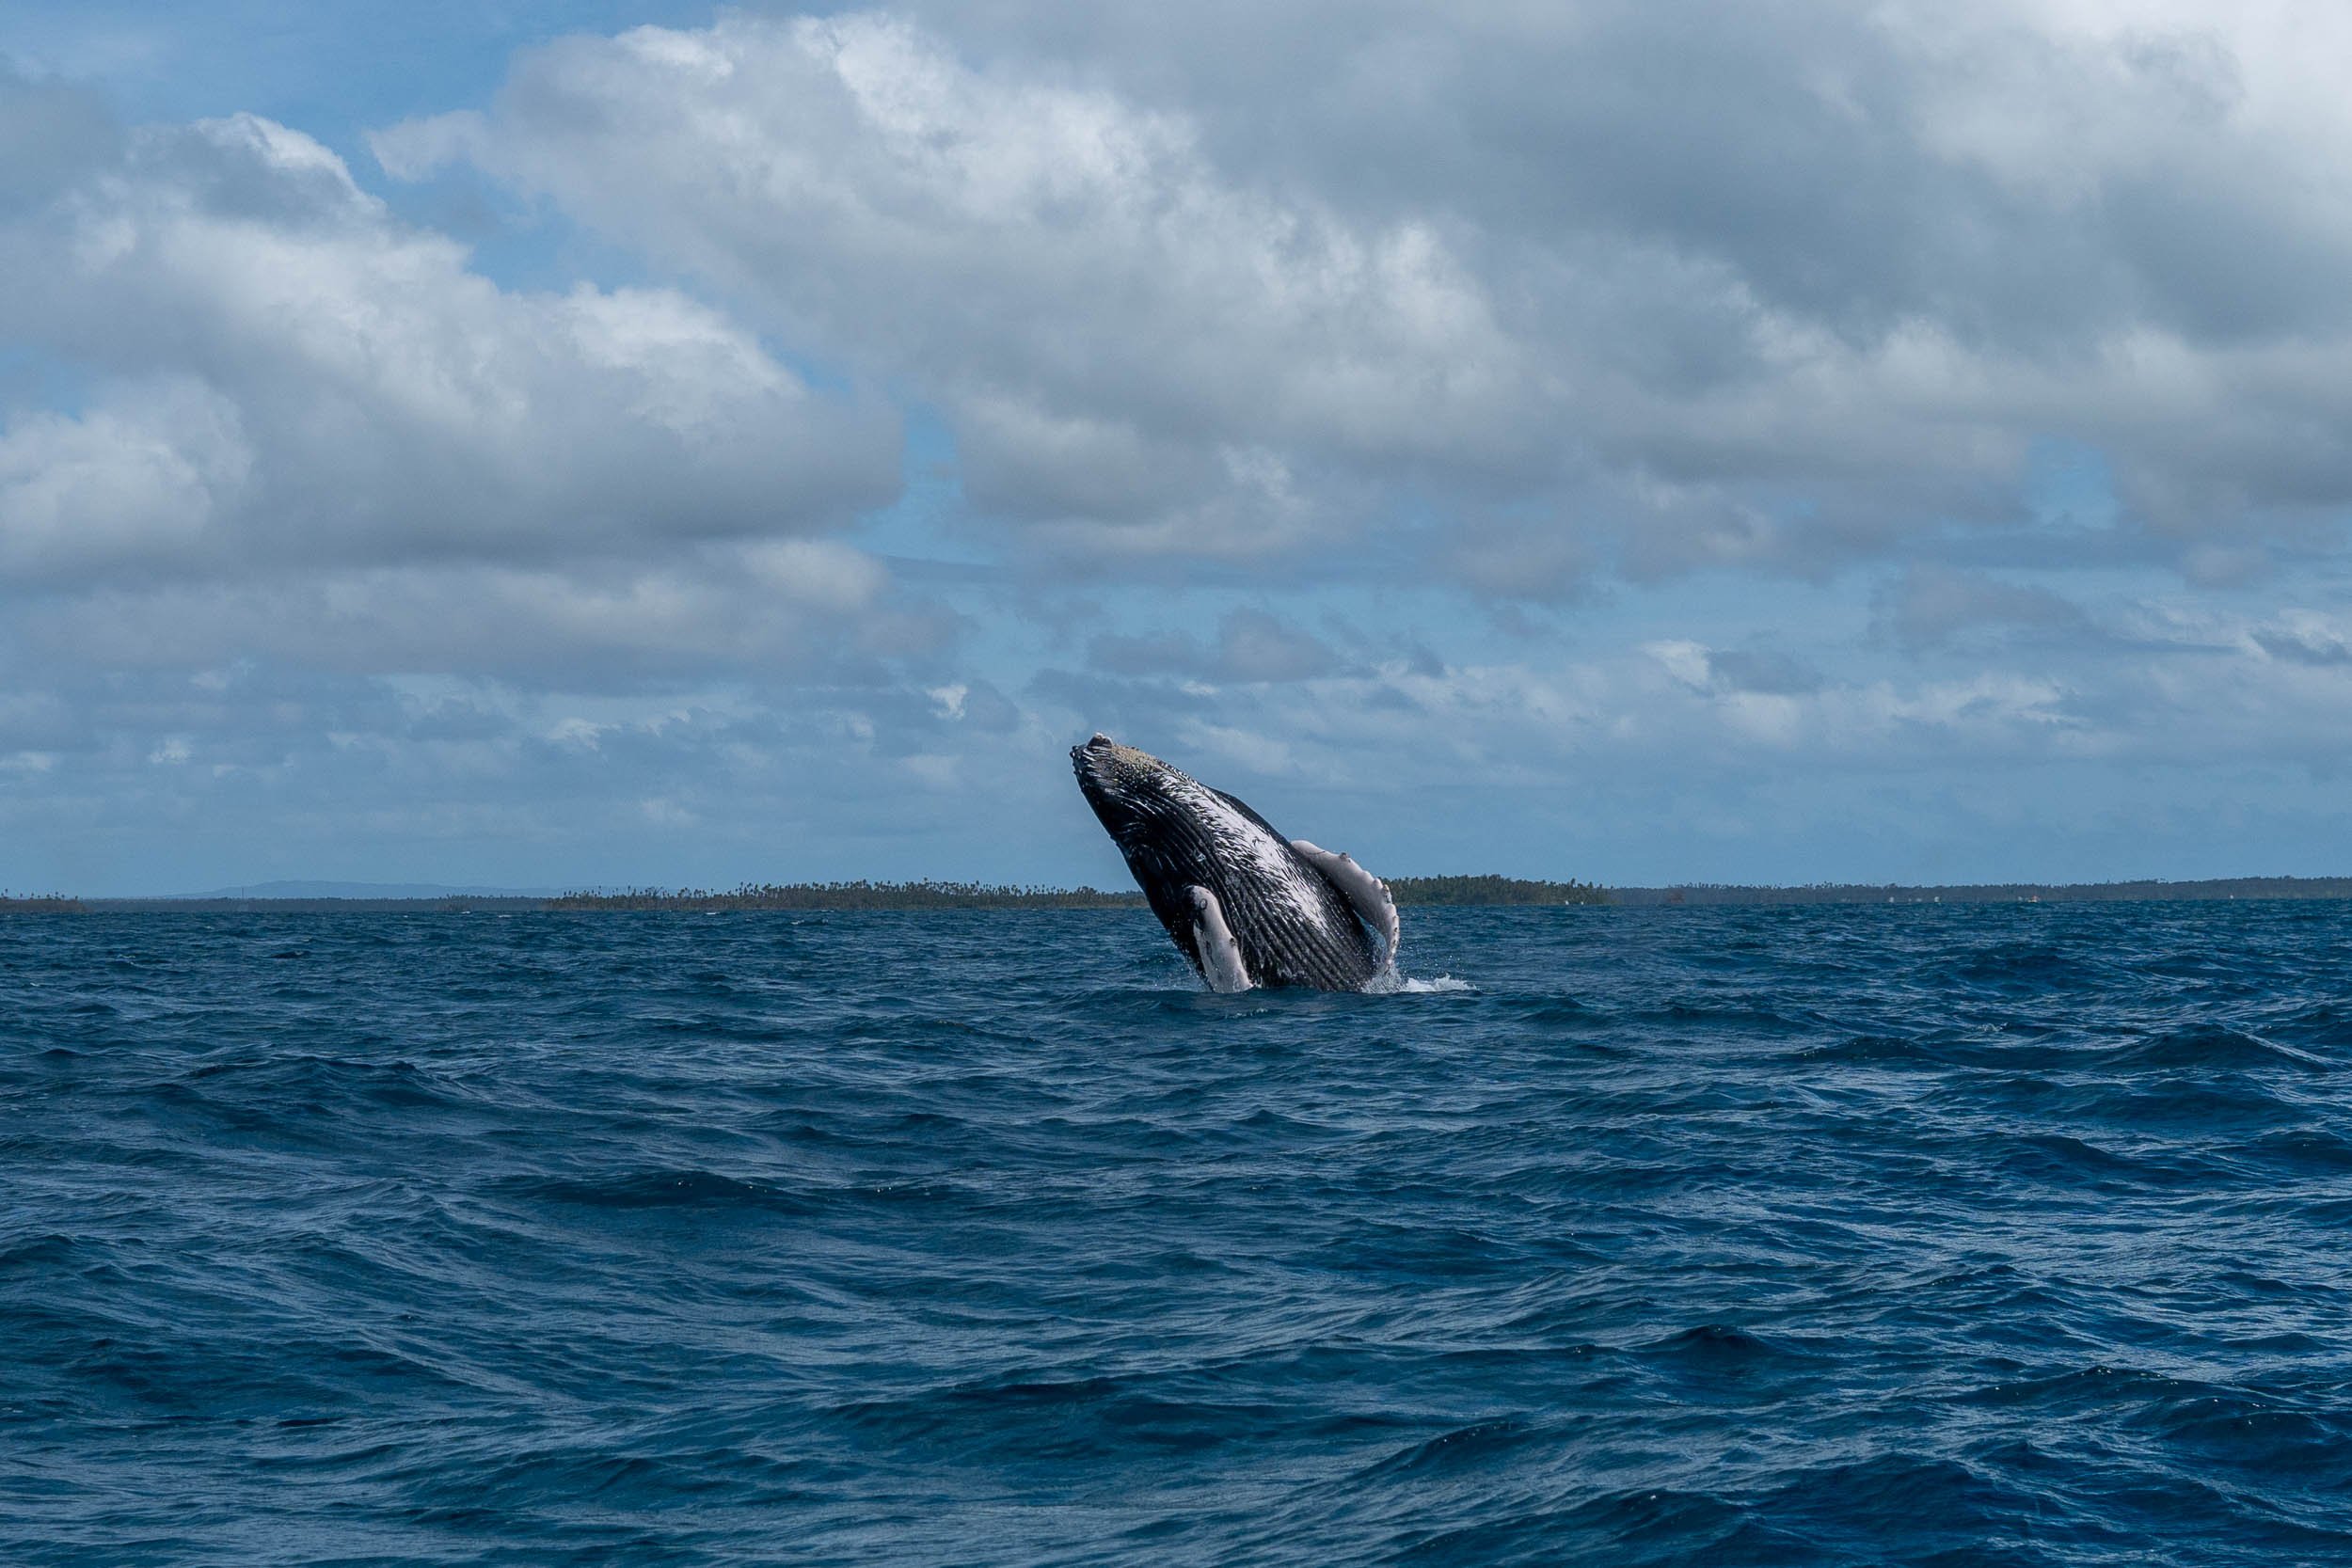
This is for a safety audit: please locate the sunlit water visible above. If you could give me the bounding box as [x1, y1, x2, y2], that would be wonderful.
[7, 903, 2352, 1565]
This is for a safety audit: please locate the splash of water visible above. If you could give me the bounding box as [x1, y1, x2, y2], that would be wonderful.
[1360, 967, 1476, 994]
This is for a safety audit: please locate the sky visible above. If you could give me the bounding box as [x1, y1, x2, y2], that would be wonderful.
[5, 1, 2352, 896]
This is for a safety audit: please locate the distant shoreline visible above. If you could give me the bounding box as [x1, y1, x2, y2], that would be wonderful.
[9, 874, 2352, 912]
[1606, 876, 2352, 906]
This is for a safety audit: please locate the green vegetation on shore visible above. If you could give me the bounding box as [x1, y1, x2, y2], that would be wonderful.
[1609, 877, 2352, 906]
[1388, 876, 1608, 906]
[0, 893, 84, 912]
[548, 881, 1146, 911]
[547, 876, 1608, 910]
[25, 874, 2352, 912]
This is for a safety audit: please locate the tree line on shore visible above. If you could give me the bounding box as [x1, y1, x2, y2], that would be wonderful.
[548, 881, 1147, 910]
[546, 876, 1606, 910]
[0, 893, 82, 911]
[1608, 877, 2352, 906]
[1389, 876, 1608, 906]
[16, 874, 2352, 913]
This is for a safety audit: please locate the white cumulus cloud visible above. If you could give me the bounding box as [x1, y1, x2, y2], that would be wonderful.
[1, 97, 900, 594]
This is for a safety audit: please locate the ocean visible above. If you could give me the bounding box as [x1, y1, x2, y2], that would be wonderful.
[6, 902, 2351, 1566]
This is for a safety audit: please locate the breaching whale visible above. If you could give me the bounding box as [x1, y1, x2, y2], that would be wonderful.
[1072, 734, 1398, 992]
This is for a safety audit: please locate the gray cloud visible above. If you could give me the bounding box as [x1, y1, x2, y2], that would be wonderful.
[1086, 629, 1203, 678]
[2254, 617, 2352, 668]
[1088, 608, 1343, 683]
[1707, 648, 1825, 697]
[1216, 608, 1344, 682]
[372, 14, 1551, 561]
[373, 6, 2352, 593]
[16, 9, 2352, 892]
[1873, 565, 2096, 654]
[0, 63, 116, 213]
[14, 541, 951, 686]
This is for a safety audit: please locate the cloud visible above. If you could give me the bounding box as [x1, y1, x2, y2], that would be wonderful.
[0, 376, 250, 578]
[2253, 612, 2352, 667]
[375, 6, 2352, 592]
[0, 64, 118, 213]
[1063, 617, 2352, 822]
[373, 13, 1540, 562]
[1088, 607, 1343, 683]
[0, 92, 900, 597]
[1707, 648, 1826, 697]
[17, 10, 2352, 890]
[14, 539, 946, 685]
[1873, 566, 2096, 653]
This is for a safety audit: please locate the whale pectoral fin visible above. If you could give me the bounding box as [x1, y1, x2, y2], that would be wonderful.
[1289, 840, 1401, 967]
[1187, 885, 1255, 993]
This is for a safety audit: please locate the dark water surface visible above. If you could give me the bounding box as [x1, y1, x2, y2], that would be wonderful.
[7, 904, 2352, 1565]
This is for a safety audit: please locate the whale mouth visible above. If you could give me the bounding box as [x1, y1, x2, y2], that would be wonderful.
[1072, 734, 1165, 815]
[1071, 732, 1125, 771]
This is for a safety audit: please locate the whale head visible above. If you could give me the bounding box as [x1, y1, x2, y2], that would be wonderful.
[1069, 733, 1184, 852]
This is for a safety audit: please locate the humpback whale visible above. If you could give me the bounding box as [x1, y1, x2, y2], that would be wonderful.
[1072, 734, 1398, 992]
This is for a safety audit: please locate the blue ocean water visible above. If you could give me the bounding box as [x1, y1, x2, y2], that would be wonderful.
[6, 903, 2352, 1566]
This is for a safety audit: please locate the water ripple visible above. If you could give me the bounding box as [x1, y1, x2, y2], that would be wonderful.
[5, 902, 2352, 1564]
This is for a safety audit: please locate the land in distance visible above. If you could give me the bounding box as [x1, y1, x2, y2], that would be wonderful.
[10, 874, 2352, 912]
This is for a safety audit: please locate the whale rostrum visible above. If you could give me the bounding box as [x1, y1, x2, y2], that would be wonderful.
[1072, 734, 1397, 992]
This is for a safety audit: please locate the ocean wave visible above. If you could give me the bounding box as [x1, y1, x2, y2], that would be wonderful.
[10, 901, 2352, 1564]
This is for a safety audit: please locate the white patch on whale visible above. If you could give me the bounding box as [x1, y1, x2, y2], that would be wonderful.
[1287, 840, 1400, 968]
[1188, 884, 1255, 992]
[1174, 777, 1327, 924]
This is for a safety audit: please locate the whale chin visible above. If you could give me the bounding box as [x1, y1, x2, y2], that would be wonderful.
[1071, 732, 1396, 992]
